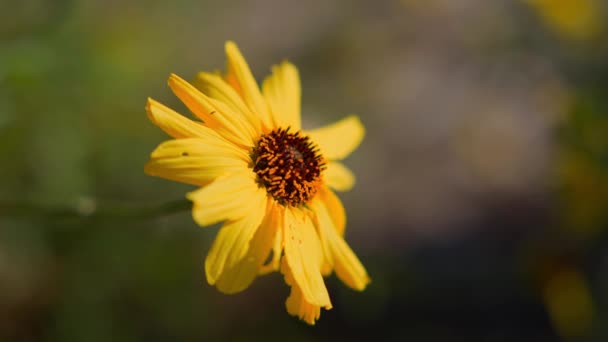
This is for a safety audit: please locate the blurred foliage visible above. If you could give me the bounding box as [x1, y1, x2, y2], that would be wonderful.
[2, 0, 608, 341]
[524, 0, 603, 41]
[558, 90, 608, 237]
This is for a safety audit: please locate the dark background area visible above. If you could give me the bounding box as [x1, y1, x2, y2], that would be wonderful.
[2, 0, 608, 341]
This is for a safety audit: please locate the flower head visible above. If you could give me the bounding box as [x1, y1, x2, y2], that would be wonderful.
[145, 41, 370, 324]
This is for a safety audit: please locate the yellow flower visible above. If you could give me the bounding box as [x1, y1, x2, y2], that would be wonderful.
[144, 41, 370, 324]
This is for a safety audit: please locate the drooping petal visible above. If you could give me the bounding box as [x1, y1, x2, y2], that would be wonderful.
[168, 73, 258, 147]
[262, 61, 301, 130]
[330, 230, 370, 291]
[282, 208, 331, 307]
[259, 200, 285, 275]
[311, 196, 370, 291]
[310, 199, 335, 276]
[310, 200, 335, 277]
[318, 186, 346, 236]
[245, 198, 281, 269]
[146, 98, 219, 139]
[324, 161, 355, 192]
[145, 138, 249, 186]
[205, 197, 267, 291]
[306, 115, 365, 161]
[286, 286, 321, 325]
[186, 171, 264, 226]
[193, 72, 262, 135]
[224, 41, 274, 130]
[282, 261, 323, 325]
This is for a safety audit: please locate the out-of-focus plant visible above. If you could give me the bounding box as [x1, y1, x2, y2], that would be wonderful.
[542, 267, 594, 340]
[523, 0, 603, 41]
[557, 92, 608, 237]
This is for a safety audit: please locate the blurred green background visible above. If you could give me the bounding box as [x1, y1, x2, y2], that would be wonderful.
[2, 0, 608, 341]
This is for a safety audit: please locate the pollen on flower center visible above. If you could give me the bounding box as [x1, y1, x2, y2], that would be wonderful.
[253, 128, 324, 207]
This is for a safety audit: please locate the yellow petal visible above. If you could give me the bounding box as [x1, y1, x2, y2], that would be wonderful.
[168, 73, 257, 148]
[312, 187, 346, 276]
[331, 231, 370, 291]
[193, 72, 262, 135]
[311, 196, 370, 291]
[259, 200, 285, 275]
[144, 138, 249, 186]
[262, 61, 301, 130]
[282, 208, 331, 307]
[246, 198, 281, 268]
[306, 115, 365, 160]
[186, 171, 264, 226]
[310, 197, 335, 274]
[205, 197, 267, 291]
[283, 264, 322, 325]
[324, 161, 355, 192]
[224, 41, 274, 130]
[318, 186, 346, 236]
[146, 98, 217, 139]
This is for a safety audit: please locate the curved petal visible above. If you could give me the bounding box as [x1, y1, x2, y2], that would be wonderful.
[318, 186, 346, 236]
[259, 200, 285, 275]
[330, 228, 370, 291]
[205, 196, 267, 291]
[194, 72, 262, 135]
[246, 198, 281, 270]
[310, 196, 334, 276]
[282, 260, 323, 325]
[168, 73, 258, 148]
[262, 61, 301, 130]
[306, 115, 365, 161]
[282, 208, 331, 307]
[311, 197, 370, 291]
[224, 41, 274, 130]
[146, 98, 219, 139]
[144, 138, 249, 186]
[324, 161, 355, 192]
[186, 171, 264, 226]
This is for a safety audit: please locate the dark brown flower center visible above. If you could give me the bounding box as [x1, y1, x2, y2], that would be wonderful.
[253, 128, 324, 207]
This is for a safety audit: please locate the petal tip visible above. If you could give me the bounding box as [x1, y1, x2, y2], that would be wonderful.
[185, 190, 198, 201]
[225, 40, 238, 52]
[145, 98, 160, 123]
[145, 97, 153, 110]
[347, 115, 365, 139]
[281, 60, 298, 72]
[167, 73, 178, 84]
[204, 260, 218, 286]
[355, 276, 371, 291]
[168, 73, 187, 89]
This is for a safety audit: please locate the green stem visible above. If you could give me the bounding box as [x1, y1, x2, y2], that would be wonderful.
[0, 198, 191, 221]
